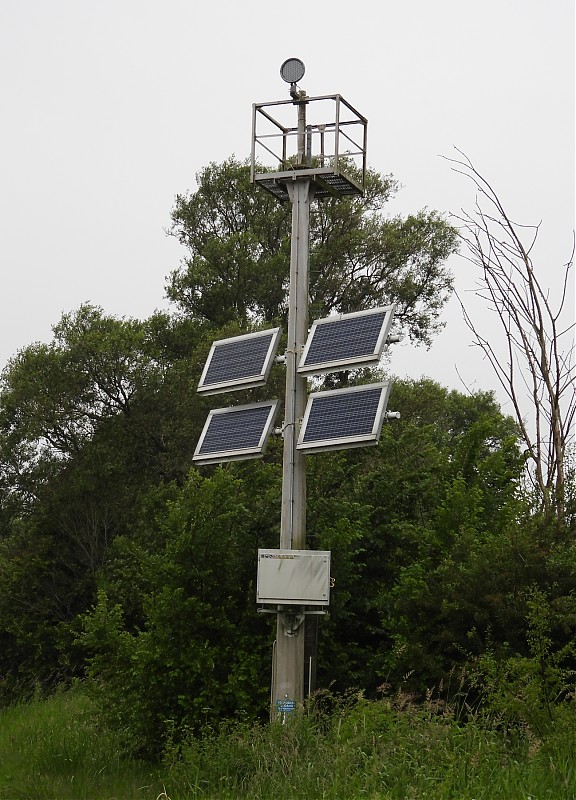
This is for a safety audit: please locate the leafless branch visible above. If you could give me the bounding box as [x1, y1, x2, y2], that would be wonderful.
[446, 150, 575, 521]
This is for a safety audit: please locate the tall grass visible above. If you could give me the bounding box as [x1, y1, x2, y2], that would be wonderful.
[0, 687, 164, 800]
[0, 687, 574, 799]
[164, 693, 576, 799]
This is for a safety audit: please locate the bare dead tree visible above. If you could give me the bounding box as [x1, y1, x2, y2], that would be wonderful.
[446, 149, 575, 523]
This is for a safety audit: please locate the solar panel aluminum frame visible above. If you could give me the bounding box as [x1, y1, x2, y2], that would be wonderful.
[193, 399, 279, 465]
[197, 328, 281, 395]
[297, 306, 395, 376]
[296, 382, 391, 454]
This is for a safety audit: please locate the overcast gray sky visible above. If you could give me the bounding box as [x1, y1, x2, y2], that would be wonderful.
[1, 1, 574, 418]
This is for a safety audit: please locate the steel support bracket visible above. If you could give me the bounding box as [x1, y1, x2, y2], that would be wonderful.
[280, 611, 305, 637]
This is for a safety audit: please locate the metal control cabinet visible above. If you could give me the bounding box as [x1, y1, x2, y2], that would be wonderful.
[257, 549, 331, 606]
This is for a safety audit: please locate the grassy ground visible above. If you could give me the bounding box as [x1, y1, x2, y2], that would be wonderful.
[0, 688, 164, 800]
[0, 687, 574, 799]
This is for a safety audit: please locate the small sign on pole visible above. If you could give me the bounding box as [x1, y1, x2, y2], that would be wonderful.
[276, 698, 296, 713]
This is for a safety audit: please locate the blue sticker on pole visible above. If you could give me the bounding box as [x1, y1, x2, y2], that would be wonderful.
[276, 699, 296, 713]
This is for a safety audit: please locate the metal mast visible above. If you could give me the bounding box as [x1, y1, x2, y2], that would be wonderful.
[196, 58, 394, 724]
[251, 58, 369, 719]
[274, 175, 312, 709]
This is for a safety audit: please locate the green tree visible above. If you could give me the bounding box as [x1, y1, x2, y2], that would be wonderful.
[79, 464, 281, 756]
[309, 379, 527, 694]
[76, 379, 536, 751]
[0, 306, 212, 695]
[0, 305, 156, 507]
[167, 158, 457, 345]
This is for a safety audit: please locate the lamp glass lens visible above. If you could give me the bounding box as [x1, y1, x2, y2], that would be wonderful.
[280, 58, 305, 84]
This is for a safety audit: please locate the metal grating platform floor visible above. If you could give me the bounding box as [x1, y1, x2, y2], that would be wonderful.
[255, 168, 363, 201]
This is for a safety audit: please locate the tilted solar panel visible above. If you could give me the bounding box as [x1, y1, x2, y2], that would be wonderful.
[198, 328, 281, 394]
[298, 306, 395, 376]
[297, 382, 391, 453]
[193, 400, 279, 464]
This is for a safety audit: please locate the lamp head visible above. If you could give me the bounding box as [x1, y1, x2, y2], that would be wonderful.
[280, 58, 305, 86]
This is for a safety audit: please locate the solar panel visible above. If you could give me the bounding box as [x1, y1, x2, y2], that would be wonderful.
[193, 400, 279, 464]
[298, 306, 395, 376]
[297, 382, 391, 453]
[198, 328, 281, 394]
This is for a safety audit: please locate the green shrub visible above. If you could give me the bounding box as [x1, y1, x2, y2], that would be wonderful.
[471, 586, 576, 737]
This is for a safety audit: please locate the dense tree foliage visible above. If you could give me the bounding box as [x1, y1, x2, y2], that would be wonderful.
[73, 378, 575, 755]
[168, 159, 457, 345]
[0, 305, 214, 694]
[0, 156, 573, 756]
